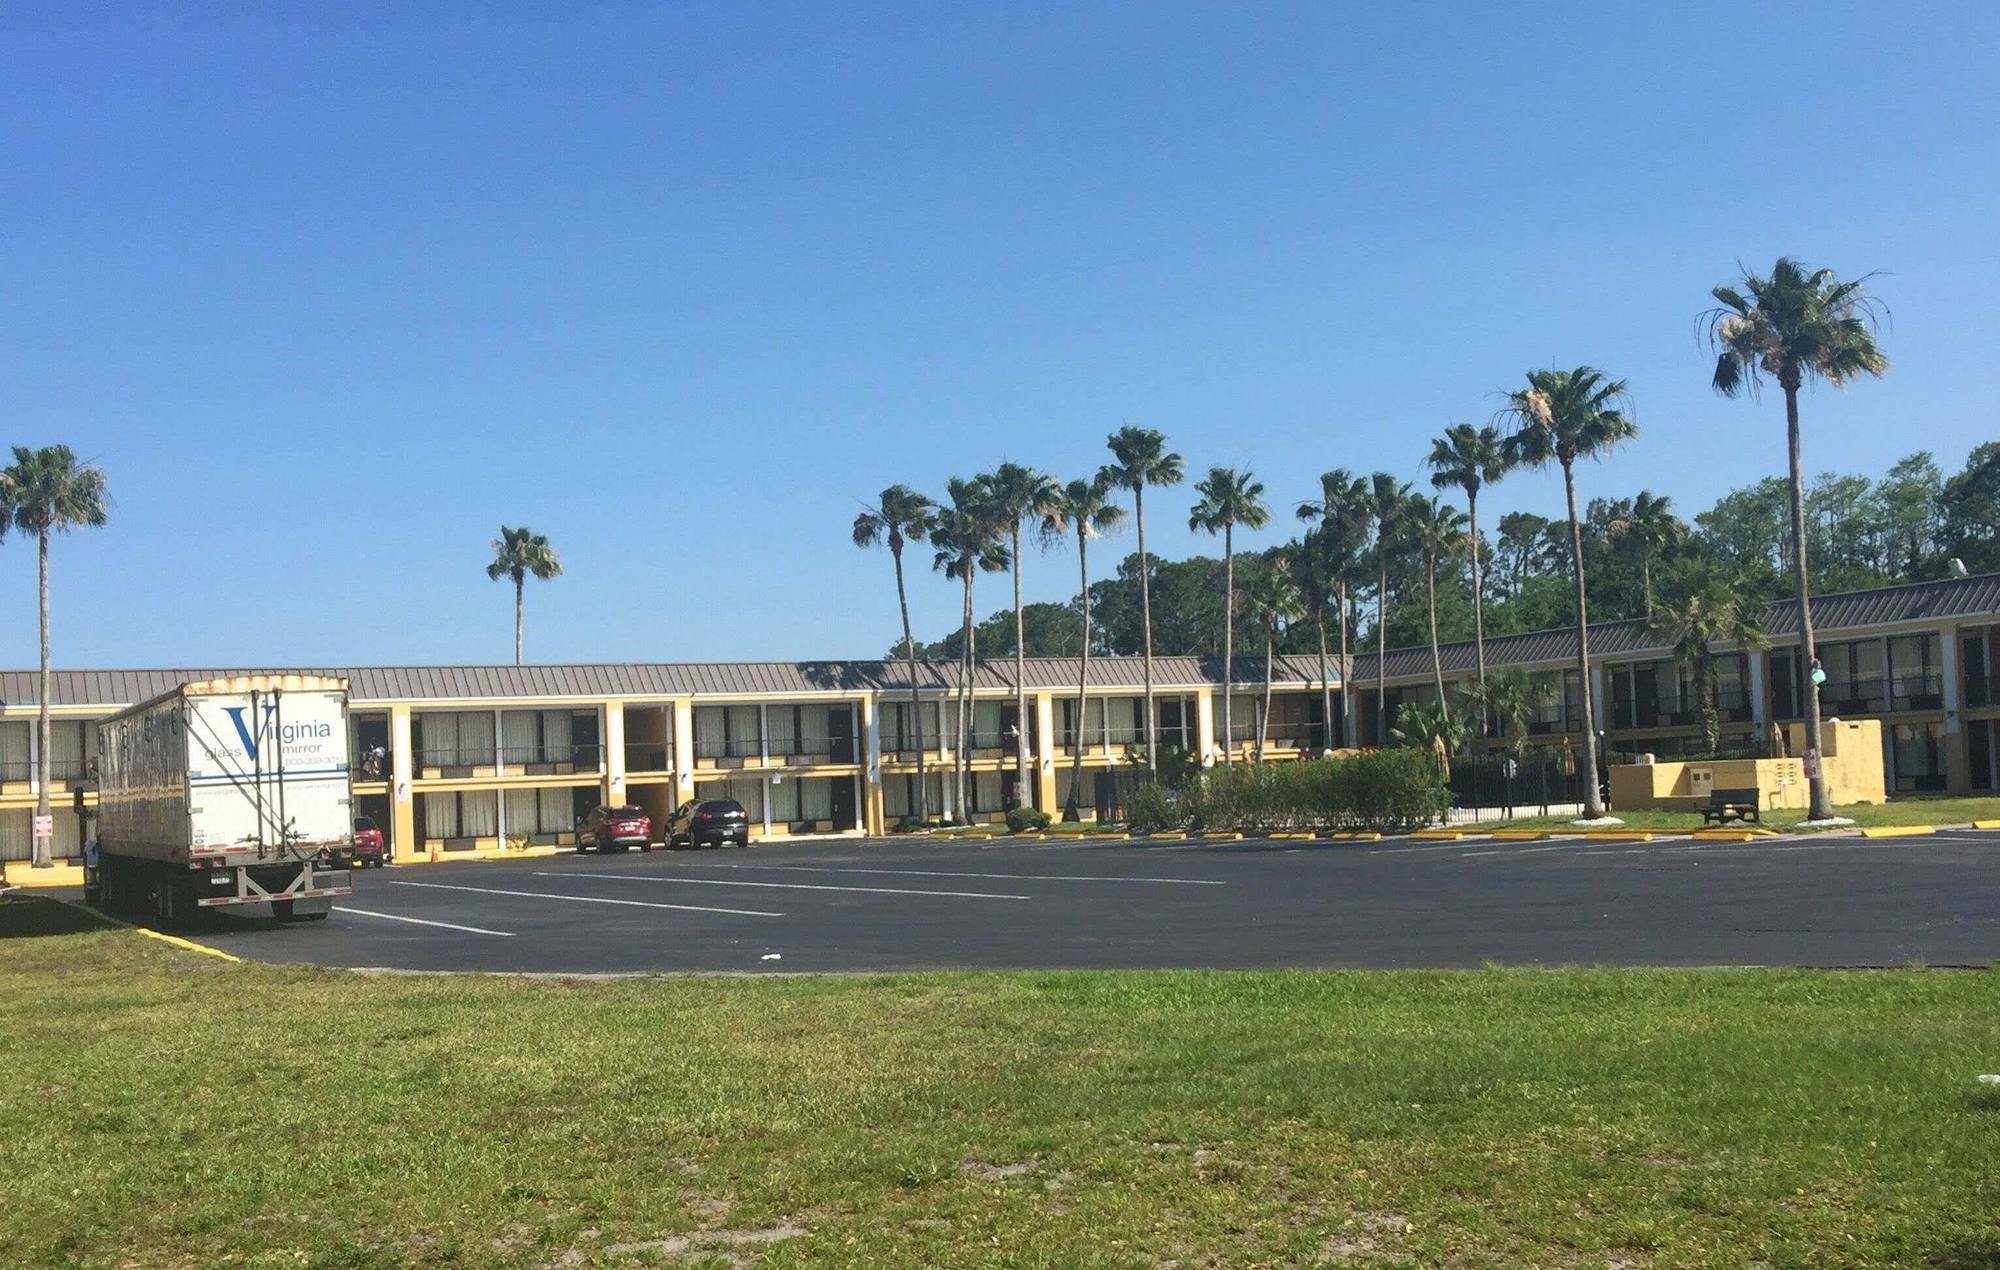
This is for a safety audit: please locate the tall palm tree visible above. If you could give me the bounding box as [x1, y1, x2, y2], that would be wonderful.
[1189, 467, 1269, 765]
[981, 463, 1061, 807]
[1499, 366, 1638, 820]
[1706, 258, 1889, 820]
[1296, 468, 1372, 748]
[1649, 571, 1770, 756]
[1244, 555, 1302, 763]
[1405, 494, 1469, 723]
[1362, 473, 1413, 747]
[486, 526, 562, 666]
[853, 486, 938, 823]
[1605, 490, 1685, 617]
[2, 446, 109, 868]
[1426, 423, 1509, 687]
[1100, 427, 1184, 772]
[1040, 476, 1124, 819]
[1290, 528, 1340, 753]
[931, 478, 1010, 818]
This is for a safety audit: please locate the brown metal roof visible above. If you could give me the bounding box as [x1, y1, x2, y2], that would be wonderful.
[5, 574, 1996, 709]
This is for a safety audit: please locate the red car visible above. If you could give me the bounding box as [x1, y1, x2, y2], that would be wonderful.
[351, 816, 387, 868]
[579, 804, 653, 853]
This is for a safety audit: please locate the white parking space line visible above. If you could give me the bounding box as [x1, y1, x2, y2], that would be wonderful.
[674, 863, 1225, 886]
[1460, 840, 1600, 858]
[390, 879, 784, 917]
[337, 906, 516, 937]
[536, 871, 1031, 901]
[1368, 841, 1492, 855]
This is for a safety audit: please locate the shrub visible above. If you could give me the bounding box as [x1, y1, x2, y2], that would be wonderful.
[1006, 806, 1052, 833]
[1176, 750, 1449, 834]
[1124, 780, 1187, 833]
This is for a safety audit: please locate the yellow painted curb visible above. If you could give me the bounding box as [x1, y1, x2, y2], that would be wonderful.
[2, 864, 87, 889]
[1410, 830, 1465, 841]
[1199, 832, 1245, 841]
[136, 928, 240, 964]
[1327, 831, 1383, 841]
[1146, 831, 1188, 840]
[1268, 831, 1317, 840]
[1859, 825, 1936, 839]
[1972, 819, 2000, 831]
[1692, 830, 1762, 842]
[1582, 831, 1654, 841]
[1489, 830, 1551, 841]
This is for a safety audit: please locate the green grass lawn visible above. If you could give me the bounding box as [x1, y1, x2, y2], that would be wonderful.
[1473, 795, 2000, 835]
[4, 899, 1999, 1267]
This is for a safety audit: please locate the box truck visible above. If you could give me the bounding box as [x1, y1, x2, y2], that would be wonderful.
[85, 674, 356, 923]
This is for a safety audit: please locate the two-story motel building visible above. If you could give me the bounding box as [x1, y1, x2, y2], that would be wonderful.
[3, 572, 1998, 863]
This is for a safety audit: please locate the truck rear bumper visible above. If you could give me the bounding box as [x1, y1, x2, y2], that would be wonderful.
[195, 863, 353, 907]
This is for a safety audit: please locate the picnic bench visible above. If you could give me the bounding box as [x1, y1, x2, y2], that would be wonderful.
[1701, 787, 1762, 825]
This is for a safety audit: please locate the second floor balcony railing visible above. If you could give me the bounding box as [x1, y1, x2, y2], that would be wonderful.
[695, 736, 765, 761]
[1819, 679, 1887, 715]
[499, 744, 602, 773]
[774, 734, 859, 763]
[1889, 674, 1944, 711]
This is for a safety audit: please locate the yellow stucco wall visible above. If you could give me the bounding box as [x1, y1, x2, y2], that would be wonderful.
[1609, 718, 1887, 812]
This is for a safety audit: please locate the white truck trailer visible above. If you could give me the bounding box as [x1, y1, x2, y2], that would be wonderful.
[85, 674, 356, 923]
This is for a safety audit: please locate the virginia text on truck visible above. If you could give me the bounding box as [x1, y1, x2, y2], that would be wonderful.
[84, 674, 356, 923]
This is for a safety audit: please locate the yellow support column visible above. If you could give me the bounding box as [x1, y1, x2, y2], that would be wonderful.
[389, 705, 415, 861]
[1034, 690, 1058, 813]
[860, 694, 885, 835]
[671, 698, 697, 805]
[1193, 687, 1217, 766]
[603, 699, 626, 804]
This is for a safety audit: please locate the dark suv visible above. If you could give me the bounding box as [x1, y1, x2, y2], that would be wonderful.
[578, 804, 653, 853]
[665, 799, 750, 849]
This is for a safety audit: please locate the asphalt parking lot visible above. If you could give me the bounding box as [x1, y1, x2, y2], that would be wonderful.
[170, 828, 2000, 973]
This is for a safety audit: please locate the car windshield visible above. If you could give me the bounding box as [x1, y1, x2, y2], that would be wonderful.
[609, 806, 645, 818]
[354, 817, 378, 831]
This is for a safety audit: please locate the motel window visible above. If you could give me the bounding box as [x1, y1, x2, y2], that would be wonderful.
[499, 710, 581, 764]
[697, 777, 764, 819]
[421, 790, 499, 841]
[418, 712, 496, 767]
[1891, 722, 1946, 792]
[0, 809, 29, 862]
[883, 772, 945, 819]
[0, 721, 28, 782]
[502, 786, 577, 837]
[1888, 634, 1944, 709]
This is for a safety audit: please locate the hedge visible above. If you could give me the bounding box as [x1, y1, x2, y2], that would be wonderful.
[1153, 749, 1449, 833]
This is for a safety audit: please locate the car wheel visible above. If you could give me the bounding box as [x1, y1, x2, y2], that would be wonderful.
[639, 842, 652, 853]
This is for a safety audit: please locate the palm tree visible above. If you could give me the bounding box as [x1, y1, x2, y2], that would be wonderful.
[1706, 258, 1889, 820]
[1188, 467, 1269, 765]
[982, 463, 1061, 807]
[486, 526, 562, 666]
[853, 486, 938, 824]
[1649, 570, 1770, 756]
[1244, 555, 1302, 763]
[1499, 366, 1638, 820]
[1362, 473, 1413, 747]
[1389, 700, 1467, 782]
[1, 446, 109, 868]
[1426, 423, 1508, 687]
[931, 478, 1010, 818]
[1405, 494, 1469, 723]
[1289, 528, 1339, 753]
[1296, 468, 1372, 748]
[1041, 476, 1124, 819]
[1605, 490, 1685, 616]
[1100, 427, 1184, 773]
[1461, 669, 1554, 759]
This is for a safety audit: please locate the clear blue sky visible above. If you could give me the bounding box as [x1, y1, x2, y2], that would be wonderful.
[4, 2, 1996, 669]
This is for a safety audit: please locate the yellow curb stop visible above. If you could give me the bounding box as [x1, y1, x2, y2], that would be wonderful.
[136, 928, 240, 963]
[1858, 825, 1936, 839]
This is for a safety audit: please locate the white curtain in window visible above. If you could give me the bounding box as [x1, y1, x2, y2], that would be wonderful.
[884, 774, 909, 818]
[423, 795, 459, 839]
[695, 707, 726, 754]
[769, 776, 801, 822]
[766, 706, 797, 755]
[540, 787, 572, 830]
[544, 711, 575, 757]
[974, 770, 1002, 811]
[0, 722, 27, 775]
[419, 714, 456, 766]
[801, 776, 834, 821]
[502, 711, 538, 762]
[727, 706, 760, 754]
[0, 809, 28, 861]
[504, 788, 539, 834]
[460, 791, 499, 837]
[460, 713, 496, 761]
[51, 722, 84, 772]
[54, 811, 81, 859]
